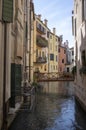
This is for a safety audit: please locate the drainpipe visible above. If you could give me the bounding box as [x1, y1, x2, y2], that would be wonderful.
[29, 0, 31, 83]
[26, 0, 31, 83]
[24, 0, 30, 85]
[23, 0, 26, 91]
[23, 0, 31, 103]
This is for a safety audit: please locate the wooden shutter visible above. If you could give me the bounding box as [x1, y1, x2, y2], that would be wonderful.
[2, 0, 13, 22]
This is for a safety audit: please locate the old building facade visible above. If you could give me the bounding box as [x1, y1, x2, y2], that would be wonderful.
[0, 0, 35, 129]
[33, 15, 49, 73]
[0, 0, 13, 129]
[10, 0, 24, 108]
[73, 0, 86, 111]
[48, 28, 58, 73]
[58, 42, 66, 73]
[65, 47, 74, 73]
[24, 0, 35, 84]
[33, 16, 59, 75]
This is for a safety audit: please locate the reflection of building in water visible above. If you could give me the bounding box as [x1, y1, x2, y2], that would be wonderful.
[40, 82, 74, 96]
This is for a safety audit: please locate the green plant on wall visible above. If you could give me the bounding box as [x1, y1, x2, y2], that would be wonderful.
[37, 36, 48, 47]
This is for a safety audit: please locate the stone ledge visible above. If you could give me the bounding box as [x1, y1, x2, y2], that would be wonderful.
[7, 103, 21, 128]
[75, 96, 86, 112]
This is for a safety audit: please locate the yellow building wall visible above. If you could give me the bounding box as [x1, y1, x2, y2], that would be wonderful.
[33, 15, 59, 76]
[33, 16, 48, 74]
[49, 32, 58, 73]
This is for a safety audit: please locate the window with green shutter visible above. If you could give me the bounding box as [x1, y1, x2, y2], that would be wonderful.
[2, 0, 13, 22]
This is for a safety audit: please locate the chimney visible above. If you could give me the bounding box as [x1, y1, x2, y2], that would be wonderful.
[38, 14, 41, 20]
[66, 40, 69, 46]
[53, 28, 56, 35]
[44, 19, 48, 26]
[64, 42, 66, 46]
[72, 10, 74, 14]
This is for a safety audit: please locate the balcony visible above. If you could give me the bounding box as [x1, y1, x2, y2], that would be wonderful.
[35, 56, 47, 64]
[36, 23, 46, 34]
[36, 36, 48, 47]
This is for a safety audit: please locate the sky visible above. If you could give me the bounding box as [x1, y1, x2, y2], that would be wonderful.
[33, 0, 74, 47]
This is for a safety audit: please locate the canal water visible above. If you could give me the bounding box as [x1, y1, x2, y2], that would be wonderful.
[9, 82, 86, 130]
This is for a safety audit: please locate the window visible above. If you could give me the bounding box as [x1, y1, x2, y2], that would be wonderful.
[37, 22, 45, 33]
[72, 50, 74, 55]
[44, 65, 46, 71]
[62, 59, 64, 63]
[58, 48, 60, 52]
[67, 67, 69, 72]
[36, 22, 40, 29]
[82, 0, 84, 21]
[36, 22, 38, 28]
[47, 31, 49, 38]
[72, 59, 74, 62]
[41, 26, 45, 33]
[82, 50, 86, 66]
[50, 54, 54, 61]
[2, 0, 13, 22]
[37, 23, 41, 30]
[82, 0, 86, 22]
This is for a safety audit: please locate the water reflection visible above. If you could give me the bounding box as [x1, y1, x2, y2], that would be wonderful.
[39, 81, 74, 96]
[9, 81, 86, 130]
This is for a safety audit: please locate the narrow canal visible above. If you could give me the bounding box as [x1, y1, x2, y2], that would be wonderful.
[9, 82, 86, 130]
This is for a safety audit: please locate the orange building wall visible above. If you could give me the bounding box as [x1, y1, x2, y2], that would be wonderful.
[58, 45, 66, 72]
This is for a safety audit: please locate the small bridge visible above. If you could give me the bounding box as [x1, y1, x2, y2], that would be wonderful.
[34, 72, 74, 82]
